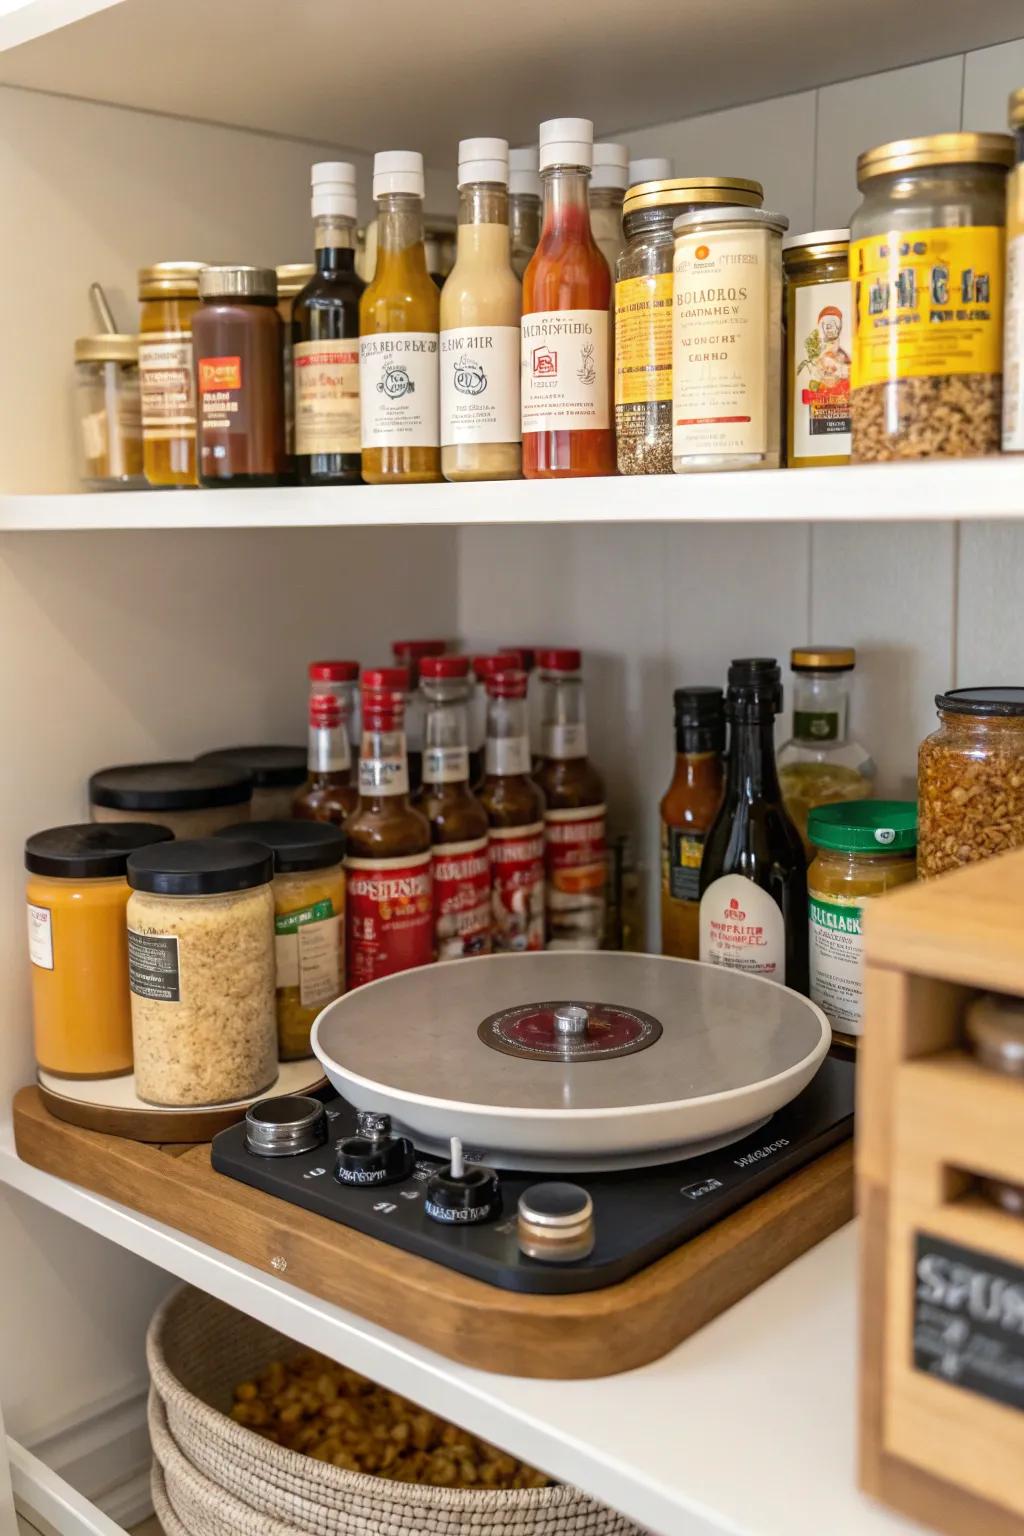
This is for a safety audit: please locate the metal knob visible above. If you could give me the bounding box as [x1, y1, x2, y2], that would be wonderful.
[356, 1109, 392, 1139]
[553, 1005, 589, 1038]
[245, 1095, 328, 1158]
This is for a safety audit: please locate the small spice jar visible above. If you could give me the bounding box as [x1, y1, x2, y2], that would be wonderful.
[215, 819, 346, 1060]
[918, 688, 1024, 879]
[276, 263, 315, 457]
[126, 838, 278, 1107]
[850, 133, 1014, 462]
[138, 261, 205, 488]
[90, 761, 253, 837]
[808, 800, 917, 1050]
[192, 265, 287, 488]
[615, 176, 763, 475]
[25, 822, 173, 1078]
[73, 334, 144, 489]
[1003, 92, 1024, 451]
[782, 230, 852, 467]
[194, 746, 306, 820]
[672, 206, 788, 472]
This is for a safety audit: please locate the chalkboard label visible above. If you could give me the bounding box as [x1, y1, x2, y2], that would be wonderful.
[128, 929, 180, 1003]
[913, 1232, 1024, 1413]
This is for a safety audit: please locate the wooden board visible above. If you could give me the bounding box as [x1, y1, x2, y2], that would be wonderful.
[13, 1085, 853, 1380]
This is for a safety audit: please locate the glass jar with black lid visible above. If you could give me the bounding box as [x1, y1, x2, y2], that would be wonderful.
[192, 265, 288, 487]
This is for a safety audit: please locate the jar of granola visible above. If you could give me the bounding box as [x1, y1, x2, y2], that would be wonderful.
[918, 688, 1024, 879]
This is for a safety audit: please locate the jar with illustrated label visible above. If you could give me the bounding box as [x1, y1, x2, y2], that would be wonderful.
[1003, 92, 1024, 451]
[193, 265, 288, 487]
[850, 132, 1013, 461]
[138, 261, 205, 487]
[672, 207, 788, 472]
[782, 230, 852, 466]
[918, 687, 1024, 878]
[73, 334, 144, 488]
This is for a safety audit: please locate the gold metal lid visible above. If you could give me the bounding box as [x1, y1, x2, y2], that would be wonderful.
[276, 262, 315, 297]
[623, 175, 764, 217]
[199, 264, 277, 300]
[74, 334, 138, 363]
[138, 261, 206, 299]
[857, 132, 1014, 184]
[791, 646, 856, 671]
[782, 228, 850, 263]
[1010, 88, 1024, 128]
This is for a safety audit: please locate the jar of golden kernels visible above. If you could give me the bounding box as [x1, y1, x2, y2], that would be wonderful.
[918, 688, 1024, 879]
[138, 261, 206, 486]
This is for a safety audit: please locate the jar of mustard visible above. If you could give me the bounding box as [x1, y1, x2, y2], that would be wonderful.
[26, 822, 173, 1078]
[807, 800, 917, 1050]
[138, 261, 205, 487]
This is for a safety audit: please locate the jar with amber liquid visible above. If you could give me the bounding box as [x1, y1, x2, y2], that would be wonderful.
[659, 687, 725, 960]
[138, 261, 205, 487]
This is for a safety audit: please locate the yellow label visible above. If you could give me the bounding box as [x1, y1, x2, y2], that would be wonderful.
[615, 273, 673, 405]
[851, 226, 1003, 387]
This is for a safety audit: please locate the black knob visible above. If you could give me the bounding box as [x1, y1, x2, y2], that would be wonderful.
[335, 1109, 414, 1187]
[424, 1137, 501, 1225]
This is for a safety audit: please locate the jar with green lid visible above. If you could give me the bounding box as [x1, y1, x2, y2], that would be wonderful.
[850, 133, 1013, 462]
[615, 176, 763, 475]
[1003, 91, 1024, 450]
[138, 261, 206, 488]
[807, 800, 917, 1049]
[782, 230, 851, 467]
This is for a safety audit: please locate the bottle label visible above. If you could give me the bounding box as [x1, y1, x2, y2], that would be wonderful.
[489, 822, 545, 952]
[663, 825, 704, 904]
[615, 273, 673, 405]
[791, 278, 852, 457]
[793, 709, 840, 742]
[545, 805, 607, 951]
[1004, 196, 1024, 449]
[275, 897, 344, 1009]
[359, 332, 439, 448]
[521, 310, 610, 433]
[139, 333, 196, 437]
[809, 889, 865, 1034]
[127, 930, 181, 1002]
[485, 735, 531, 776]
[440, 326, 521, 445]
[345, 852, 433, 987]
[27, 903, 53, 970]
[293, 339, 360, 455]
[359, 748, 409, 796]
[432, 837, 491, 959]
[672, 226, 773, 458]
[541, 721, 587, 760]
[423, 744, 470, 785]
[699, 874, 786, 983]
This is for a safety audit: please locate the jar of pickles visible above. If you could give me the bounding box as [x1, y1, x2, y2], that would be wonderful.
[918, 687, 1024, 878]
[138, 261, 205, 487]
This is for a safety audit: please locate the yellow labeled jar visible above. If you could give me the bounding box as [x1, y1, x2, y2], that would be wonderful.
[138, 261, 205, 487]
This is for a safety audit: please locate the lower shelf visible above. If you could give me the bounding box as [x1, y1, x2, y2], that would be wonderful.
[8, 1438, 131, 1536]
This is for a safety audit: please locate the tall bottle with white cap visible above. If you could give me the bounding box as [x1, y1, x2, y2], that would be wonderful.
[509, 147, 541, 278]
[628, 156, 673, 187]
[590, 142, 629, 272]
[440, 138, 521, 482]
[292, 162, 363, 486]
[359, 151, 441, 483]
[521, 118, 614, 478]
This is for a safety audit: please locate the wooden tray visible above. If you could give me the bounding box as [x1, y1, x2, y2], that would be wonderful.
[13, 1085, 852, 1378]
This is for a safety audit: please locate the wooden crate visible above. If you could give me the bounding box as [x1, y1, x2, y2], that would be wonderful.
[859, 849, 1024, 1536]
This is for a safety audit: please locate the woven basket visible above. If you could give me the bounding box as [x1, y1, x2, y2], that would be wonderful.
[147, 1286, 642, 1536]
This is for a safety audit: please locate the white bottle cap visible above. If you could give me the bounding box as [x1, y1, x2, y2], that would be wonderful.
[311, 161, 358, 220]
[629, 156, 673, 185]
[538, 117, 593, 171]
[509, 145, 541, 197]
[373, 150, 425, 200]
[591, 142, 629, 190]
[457, 136, 509, 188]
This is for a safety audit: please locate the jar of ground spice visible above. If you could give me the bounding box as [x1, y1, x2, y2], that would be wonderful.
[192, 265, 287, 487]
[90, 761, 253, 837]
[918, 687, 1024, 878]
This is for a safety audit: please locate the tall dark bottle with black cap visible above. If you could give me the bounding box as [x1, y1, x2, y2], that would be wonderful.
[698, 659, 808, 993]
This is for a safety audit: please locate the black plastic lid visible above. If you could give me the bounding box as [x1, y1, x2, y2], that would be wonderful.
[127, 837, 273, 895]
[214, 819, 346, 871]
[673, 686, 724, 726]
[26, 822, 174, 879]
[726, 657, 783, 717]
[936, 686, 1024, 718]
[195, 746, 307, 788]
[90, 761, 253, 811]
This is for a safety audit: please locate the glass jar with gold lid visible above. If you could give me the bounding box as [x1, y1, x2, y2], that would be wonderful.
[782, 229, 851, 467]
[138, 260, 206, 487]
[73, 333, 144, 488]
[615, 176, 763, 475]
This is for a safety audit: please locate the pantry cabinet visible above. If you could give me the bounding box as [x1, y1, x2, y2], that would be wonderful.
[0, 6, 1023, 1534]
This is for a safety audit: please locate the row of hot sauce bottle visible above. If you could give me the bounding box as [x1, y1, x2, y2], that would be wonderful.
[294, 645, 607, 986]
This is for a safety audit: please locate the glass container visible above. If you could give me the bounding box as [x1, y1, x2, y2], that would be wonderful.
[1004, 91, 1024, 450]
[918, 687, 1024, 878]
[193, 265, 287, 487]
[90, 761, 253, 837]
[778, 647, 875, 854]
[782, 230, 852, 467]
[195, 746, 306, 821]
[276, 261, 315, 460]
[659, 686, 726, 960]
[73, 335, 144, 489]
[138, 261, 205, 487]
[509, 147, 542, 279]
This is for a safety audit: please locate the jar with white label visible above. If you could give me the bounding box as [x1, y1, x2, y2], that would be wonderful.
[672, 206, 788, 472]
[782, 230, 852, 466]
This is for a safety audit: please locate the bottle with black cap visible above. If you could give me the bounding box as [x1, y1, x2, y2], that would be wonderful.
[699, 659, 808, 993]
[659, 687, 725, 960]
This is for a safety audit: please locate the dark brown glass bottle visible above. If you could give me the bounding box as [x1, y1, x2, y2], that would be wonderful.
[392, 638, 447, 797]
[660, 687, 726, 960]
[699, 658, 809, 993]
[478, 664, 546, 952]
[192, 265, 287, 487]
[420, 656, 491, 959]
[293, 661, 359, 825]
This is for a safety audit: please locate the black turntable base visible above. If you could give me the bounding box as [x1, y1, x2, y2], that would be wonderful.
[211, 1056, 853, 1296]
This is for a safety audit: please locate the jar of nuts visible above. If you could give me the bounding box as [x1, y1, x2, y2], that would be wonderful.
[850, 132, 1014, 461]
[918, 688, 1024, 879]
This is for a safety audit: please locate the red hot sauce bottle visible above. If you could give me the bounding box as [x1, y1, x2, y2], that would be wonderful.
[420, 655, 491, 959]
[293, 661, 359, 825]
[478, 663, 546, 951]
[392, 638, 448, 798]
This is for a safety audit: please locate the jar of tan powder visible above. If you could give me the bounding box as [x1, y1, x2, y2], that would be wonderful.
[90, 761, 253, 837]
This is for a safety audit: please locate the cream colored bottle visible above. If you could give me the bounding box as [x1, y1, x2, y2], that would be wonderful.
[440, 138, 522, 481]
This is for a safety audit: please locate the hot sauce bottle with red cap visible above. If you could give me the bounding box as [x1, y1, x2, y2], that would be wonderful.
[344, 668, 433, 987]
[392, 638, 447, 797]
[419, 655, 491, 959]
[534, 648, 607, 949]
[294, 660, 360, 824]
[478, 662, 546, 951]
[470, 650, 523, 790]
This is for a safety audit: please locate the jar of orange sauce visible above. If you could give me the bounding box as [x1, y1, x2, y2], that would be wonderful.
[26, 823, 172, 1077]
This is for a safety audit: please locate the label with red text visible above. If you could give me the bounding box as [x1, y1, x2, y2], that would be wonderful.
[699, 873, 786, 983]
[345, 852, 433, 987]
[294, 339, 360, 455]
[544, 804, 607, 950]
[432, 837, 491, 960]
[489, 822, 545, 952]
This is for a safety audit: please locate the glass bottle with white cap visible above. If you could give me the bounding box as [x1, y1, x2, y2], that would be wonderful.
[628, 156, 673, 187]
[509, 146, 541, 278]
[359, 151, 441, 483]
[292, 162, 363, 486]
[440, 138, 521, 482]
[590, 141, 629, 271]
[522, 118, 614, 478]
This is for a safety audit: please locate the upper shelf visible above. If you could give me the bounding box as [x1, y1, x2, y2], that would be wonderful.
[2, 458, 1024, 531]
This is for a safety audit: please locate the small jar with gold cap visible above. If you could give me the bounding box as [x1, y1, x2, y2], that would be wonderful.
[138, 261, 206, 487]
[777, 646, 876, 854]
[74, 333, 144, 489]
[782, 229, 851, 467]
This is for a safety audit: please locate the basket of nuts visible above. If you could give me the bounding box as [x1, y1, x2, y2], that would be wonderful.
[147, 1286, 642, 1536]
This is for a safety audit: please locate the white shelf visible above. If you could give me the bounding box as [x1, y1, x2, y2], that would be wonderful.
[0, 1124, 927, 1536]
[2, 458, 1024, 531]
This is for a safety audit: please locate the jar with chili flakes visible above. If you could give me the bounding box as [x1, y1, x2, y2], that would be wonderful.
[918, 687, 1024, 878]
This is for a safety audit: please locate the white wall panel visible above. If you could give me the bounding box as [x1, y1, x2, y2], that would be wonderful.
[963, 37, 1024, 129]
[956, 522, 1024, 683]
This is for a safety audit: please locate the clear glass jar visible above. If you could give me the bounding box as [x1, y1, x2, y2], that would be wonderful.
[195, 746, 306, 821]
[918, 688, 1024, 879]
[850, 133, 1013, 461]
[90, 761, 253, 837]
[782, 230, 851, 467]
[778, 647, 875, 854]
[138, 261, 205, 487]
[74, 336, 144, 489]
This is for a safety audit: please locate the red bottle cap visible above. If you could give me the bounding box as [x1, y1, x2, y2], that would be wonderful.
[309, 659, 360, 682]
[472, 651, 523, 678]
[502, 646, 537, 672]
[420, 654, 470, 679]
[310, 692, 343, 725]
[362, 667, 409, 730]
[486, 667, 528, 699]
[536, 647, 582, 672]
[392, 639, 447, 660]
[362, 666, 410, 693]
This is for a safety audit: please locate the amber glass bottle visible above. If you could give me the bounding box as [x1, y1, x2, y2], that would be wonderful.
[534, 648, 606, 949]
[392, 639, 447, 798]
[479, 665, 546, 952]
[420, 656, 491, 959]
[293, 662, 359, 824]
[660, 687, 725, 960]
[138, 261, 205, 487]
